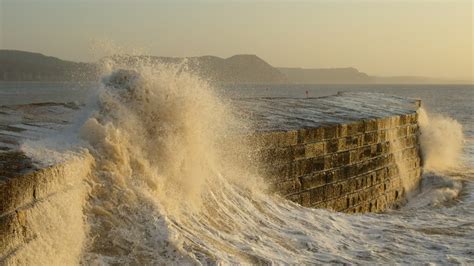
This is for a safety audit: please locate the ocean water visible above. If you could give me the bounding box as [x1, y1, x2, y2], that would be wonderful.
[0, 67, 473, 264]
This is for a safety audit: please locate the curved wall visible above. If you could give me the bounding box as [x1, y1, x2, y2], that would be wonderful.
[0, 94, 423, 263]
[256, 112, 422, 213]
[0, 154, 93, 265]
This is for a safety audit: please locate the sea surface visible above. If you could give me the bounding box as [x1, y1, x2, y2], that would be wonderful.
[0, 79, 473, 264]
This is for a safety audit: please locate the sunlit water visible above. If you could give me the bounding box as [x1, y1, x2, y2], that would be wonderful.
[1, 77, 473, 264]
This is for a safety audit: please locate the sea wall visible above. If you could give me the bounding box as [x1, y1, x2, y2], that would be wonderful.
[0, 153, 93, 265]
[0, 92, 424, 264]
[255, 111, 423, 213]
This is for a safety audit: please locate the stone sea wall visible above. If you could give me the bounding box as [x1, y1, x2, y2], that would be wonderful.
[0, 154, 93, 264]
[0, 93, 423, 263]
[255, 111, 422, 213]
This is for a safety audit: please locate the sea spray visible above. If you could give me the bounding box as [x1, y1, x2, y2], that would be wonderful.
[386, 107, 465, 201]
[11, 72, 473, 263]
[79, 58, 266, 263]
[402, 108, 466, 208]
[417, 108, 464, 173]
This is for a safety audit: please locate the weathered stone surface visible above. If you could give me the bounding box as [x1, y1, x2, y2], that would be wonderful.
[0, 154, 93, 261]
[256, 96, 422, 214]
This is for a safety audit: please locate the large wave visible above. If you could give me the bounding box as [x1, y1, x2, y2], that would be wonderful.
[79, 58, 274, 263]
[18, 59, 473, 264]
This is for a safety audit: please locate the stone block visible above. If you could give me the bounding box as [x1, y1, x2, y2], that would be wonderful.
[277, 178, 302, 195]
[299, 172, 327, 189]
[341, 163, 358, 179]
[325, 139, 339, 154]
[367, 171, 377, 187]
[0, 175, 35, 215]
[330, 168, 346, 183]
[406, 124, 417, 135]
[305, 142, 325, 158]
[324, 154, 335, 170]
[345, 135, 362, 150]
[383, 180, 392, 192]
[347, 178, 358, 193]
[325, 183, 340, 199]
[339, 180, 352, 195]
[254, 130, 298, 148]
[310, 186, 326, 204]
[399, 114, 408, 125]
[254, 148, 279, 165]
[407, 135, 417, 147]
[371, 199, 381, 212]
[410, 112, 418, 123]
[355, 175, 367, 190]
[301, 191, 311, 206]
[297, 127, 324, 144]
[293, 158, 314, 177]
[390, 116, 401, 128]
[312, 156, 325, 172]
[364, 119, 378, 132]
[337, 151, 351, 168]
[350, 194, 359, 207]
[377, 130, 387, 143]
[358, 146, 372, 161]
[325, 199, 336, 211]
[337, 124, 348, 138]
[347, 121, 365, 135]
[370, 144, 379, 157]
[323, 126, 338, 140]
[0, 211, 26, 258]
[264, 163, 293, 181]
[375, 167, 387, 183]
[349, 150, 359, 164]
[292, 145, 307, 160]
[333, 196, 348, 212]
[399, 126, 409, 138]
[337, 138, 347, 151]
[377, 117, 389, 130]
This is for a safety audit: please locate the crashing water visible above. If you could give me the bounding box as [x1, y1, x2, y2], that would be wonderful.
[14, 61, 474, 264]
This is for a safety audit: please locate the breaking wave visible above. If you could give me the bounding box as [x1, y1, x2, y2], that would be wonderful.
[18, 59, 474, 264]
[418, 108, 465, 173]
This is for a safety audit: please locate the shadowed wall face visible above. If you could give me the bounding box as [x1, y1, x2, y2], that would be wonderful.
[256, 113, 422, 213]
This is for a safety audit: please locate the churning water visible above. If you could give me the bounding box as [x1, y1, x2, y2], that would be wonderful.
[1, 61, 473, 264]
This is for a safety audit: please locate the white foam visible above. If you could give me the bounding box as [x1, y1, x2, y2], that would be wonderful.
[76, 60, 473, 264]
[14, 58, 473, 264]
[418, 108, 464, 173]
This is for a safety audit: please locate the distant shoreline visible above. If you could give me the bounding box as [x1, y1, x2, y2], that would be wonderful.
[1, 49, 471, 85]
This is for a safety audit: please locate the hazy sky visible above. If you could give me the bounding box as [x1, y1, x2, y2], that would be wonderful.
[0, 0, 472, 79]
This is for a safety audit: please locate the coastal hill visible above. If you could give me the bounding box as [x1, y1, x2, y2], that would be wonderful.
[0, 50, 287, 84]
[0, 50, 96, 81]
[107, 54, 288, 84]
[0, 50, 468, 84]
[279, 67, 372, 84]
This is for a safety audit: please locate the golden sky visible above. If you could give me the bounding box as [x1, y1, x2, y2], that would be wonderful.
[1, 0, 472, 80]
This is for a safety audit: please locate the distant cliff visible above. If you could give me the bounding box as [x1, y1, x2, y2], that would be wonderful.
[193, 54, 288, 84]
[371, 76, 468, 84]
[0, 50, 97, 81]
[106, 54, 289, 84]
[278, 67, 373, 84]
[0, 50, 287, 84]
[0, 50, 468, 84]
